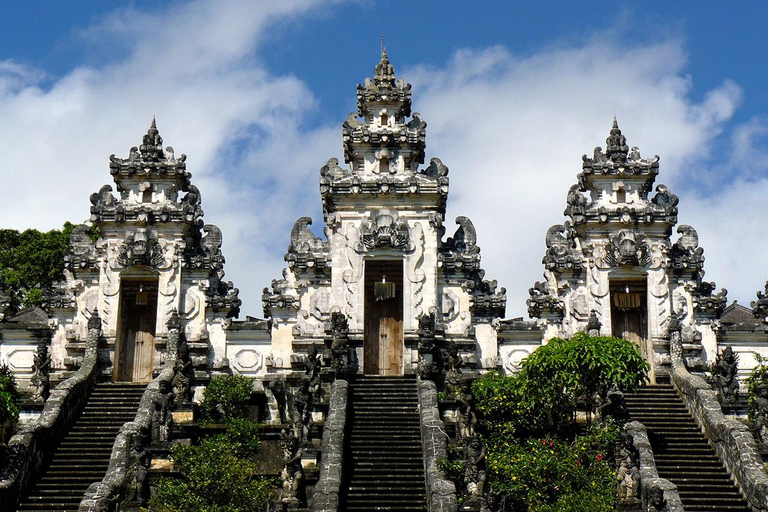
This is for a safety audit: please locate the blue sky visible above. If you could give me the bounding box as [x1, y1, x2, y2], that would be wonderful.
[1, 1, 768, 318]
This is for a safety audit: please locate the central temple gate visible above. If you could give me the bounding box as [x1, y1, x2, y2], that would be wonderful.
[364, 259, 403, 375]
[115, 278, 158, 382]
[610, 278, 649, 360]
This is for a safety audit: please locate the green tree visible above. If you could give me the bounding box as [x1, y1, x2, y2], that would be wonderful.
[199, 374, 254, 425]
[0, 364, 20, 445]
[147, 419, 274, 512]
[0, 223, 98, 314]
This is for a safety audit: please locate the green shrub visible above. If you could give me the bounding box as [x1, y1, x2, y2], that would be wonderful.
[746, 354, 768, 423]
[199, 374, 254, 425]
[147, 420, 272, 512]
[0, 364, 20, 431]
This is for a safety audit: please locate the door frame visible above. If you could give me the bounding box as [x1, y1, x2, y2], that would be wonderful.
[113, 274, 159, 382]
[363, 258, 404, 376]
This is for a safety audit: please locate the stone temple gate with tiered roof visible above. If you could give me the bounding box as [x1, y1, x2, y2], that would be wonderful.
[3, 48, 768, 396]
[4, 48, 768, 512]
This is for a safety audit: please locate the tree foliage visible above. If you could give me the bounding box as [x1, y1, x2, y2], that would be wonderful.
[0, 364, 20, 444]
[465, 333, 648, 511]
[199, 374, 254, 425]
[0, 223, 98, 314]
[147, 419, 273, 512]
[745, 353, 768, 423]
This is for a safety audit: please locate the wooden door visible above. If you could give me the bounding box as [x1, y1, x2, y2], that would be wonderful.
[117, 280, 157, 382]
[610, 281, 648, 358]
[364, 260, 403, 375]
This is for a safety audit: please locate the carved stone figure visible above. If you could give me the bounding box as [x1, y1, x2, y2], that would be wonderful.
[753, 384, 768, 446]
[443, 341, 464, 397]
[29, 338, 51, 403]
[615, 431, 640, 504]
[464, 434, 487, 505]
[172, 352, 192, 403]
[456, 379, 478, 442]
[417, 310, 439, 379]
[279, 428, 305, 506]
[709, 346, 739, 406]
[124, 431, 150, 504]
[586, 309, 602, 337]
[328, 312, 352, 378]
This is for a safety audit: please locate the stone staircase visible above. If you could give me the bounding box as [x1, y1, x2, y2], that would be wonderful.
[342, 375, 427, 511]
[15, 382, 146, 512]
[624, 384, 751, 512]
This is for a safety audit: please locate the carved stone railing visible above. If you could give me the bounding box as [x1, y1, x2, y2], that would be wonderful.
[669, 336, 768, 512]
[624, 421, 684, 512]
[78, 318, 180, 512]
[0, 312, 103, 509]
[417, 378, 457, 512]
[311, 379, 348, 512]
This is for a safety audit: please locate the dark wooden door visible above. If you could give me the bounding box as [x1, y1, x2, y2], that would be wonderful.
[610, 282, 648, 358]
[364, 260, 403, 375]
[117, 280, 157, 382]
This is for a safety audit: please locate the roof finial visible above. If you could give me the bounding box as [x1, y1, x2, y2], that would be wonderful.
[374, 43, 395, 86]
[381, 35, 384, 57]
[606, 116, 628, 163]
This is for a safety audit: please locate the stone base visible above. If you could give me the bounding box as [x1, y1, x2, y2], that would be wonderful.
[618, 498, 642, 512]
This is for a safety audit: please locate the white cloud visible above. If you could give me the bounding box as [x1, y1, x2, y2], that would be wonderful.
[0, 1, 762, 320]
[404, 39, 744, 317]
[0, 0, 340, 316]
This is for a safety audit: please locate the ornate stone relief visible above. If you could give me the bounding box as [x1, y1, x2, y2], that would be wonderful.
[596, 230, 651, 268]
[356, 209, 413, 252]
[117, 229, 165, 268]
[440, 217, 481, 273]
[543, 223, 583, 273]
[406, 223, 426, 317]
[342, 224, 363, 317]
[527, 281, 564, 319]
[669, 225, 704, 277]
[284, 217, 330, 274]
[65, 225, 98, 271]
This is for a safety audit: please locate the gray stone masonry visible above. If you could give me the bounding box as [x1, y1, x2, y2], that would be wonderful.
[625, 421, 685, 512]
[0, 312, 102, 509]
[418, 378, 457, 512]
[78, 320, 180, 512]
[672, 365, 768, 511]
[311, 379, 348, 512]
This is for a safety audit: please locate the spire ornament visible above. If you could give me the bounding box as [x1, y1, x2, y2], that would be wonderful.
[606, 117, 629, 164]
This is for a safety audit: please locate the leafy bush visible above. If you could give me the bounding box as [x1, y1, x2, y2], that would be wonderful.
[199, 374, 254, 425]
[522, 332, 649, 414]
[746, 354, 768, 423]
[467, 334, 642, 510]
[0, 364, 20, 427]
[147, 420, 273, 512]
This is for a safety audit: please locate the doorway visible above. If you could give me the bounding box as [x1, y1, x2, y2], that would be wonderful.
[610, 279, 648, 357]
[115, 278, 158, 382]
[364, 260, 404, 375]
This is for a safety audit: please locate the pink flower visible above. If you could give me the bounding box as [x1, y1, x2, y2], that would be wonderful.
[596, 453, 603, 461]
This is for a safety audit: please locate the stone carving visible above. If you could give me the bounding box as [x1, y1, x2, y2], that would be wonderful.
[124, 430, 150, 504]
[615, 431, 641, 505]
[406, 223, 426, 316]
[599, 230, 651, 268]
[456, 379, 479, 443]
[466, 271, 506, 318]
[278, 428, 305, 507]
[463, 434, 487, 509]
[206, 266, 242, 318]
[169, 311, 192, 402]
[543, 223, 583, 273]
[117, 229, 165, 268]
[527, 281, 564, 319]
[443, 341, 464, 397]
[709, 346, 739, 407]
[752, 384, 768, 446]
[440, 216, 481, 273]
[564, 184, 589, 225]
[752, 281, 768, 322]
[29, 338, 51, 403]
[263, 269, 301, 316]
[417, 309, 441, 379]
[285, 217, 330, 273]
[356, 209, 413, 252]
[586, 309, 602, 336]
[64, 225, 98, 271]
[688, 280, 727, 317]
[151, 380, 174, 446]
[669, 225, 705, 276]
[328, 312, 352, 379]
[292, 345, 321, 447]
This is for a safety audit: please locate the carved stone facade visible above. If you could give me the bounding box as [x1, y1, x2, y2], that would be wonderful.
[512, 119, 751, 383]
[256, 49, 505, 377]
[8, 119, 244, 390]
